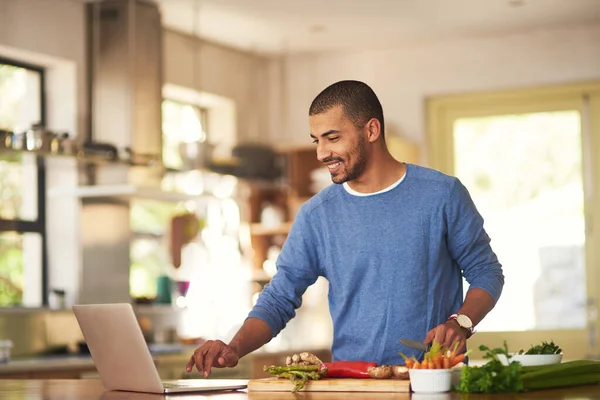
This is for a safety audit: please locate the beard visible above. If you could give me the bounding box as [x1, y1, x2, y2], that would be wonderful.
[330, 135, 368, 184]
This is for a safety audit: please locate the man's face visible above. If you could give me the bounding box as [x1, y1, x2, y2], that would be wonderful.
[309, 105, 368, 184]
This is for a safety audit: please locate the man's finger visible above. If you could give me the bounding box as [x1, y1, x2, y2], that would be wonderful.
[433, 326, 446, 346]
[444, 328, 458, 350]
[186, 355, 195, 373]
[194, 347, 208, 374]
[448, 336, 460, 353]
[220, 348, 239, 367]
[424, 329, 435, 344]
[203, 344, 221, 377]
[216, 348, 238, 368]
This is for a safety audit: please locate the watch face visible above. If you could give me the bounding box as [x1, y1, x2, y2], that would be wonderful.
[457, 314, 473, 329]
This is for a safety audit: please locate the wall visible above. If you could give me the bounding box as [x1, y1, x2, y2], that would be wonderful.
[279, 23, 600, 162]
[162, 29, 275, 145]
[0, 0, 87, 139]
[0, 0, 87, 308]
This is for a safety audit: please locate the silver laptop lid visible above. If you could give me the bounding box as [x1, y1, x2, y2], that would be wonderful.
[73, 303, 165, 394]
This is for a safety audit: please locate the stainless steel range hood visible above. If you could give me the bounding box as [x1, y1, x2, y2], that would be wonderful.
[86, 0, 163, 168]
[70, 0, 164, 305]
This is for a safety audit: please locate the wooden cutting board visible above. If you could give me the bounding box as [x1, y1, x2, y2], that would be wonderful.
[248, 377, 411, 392]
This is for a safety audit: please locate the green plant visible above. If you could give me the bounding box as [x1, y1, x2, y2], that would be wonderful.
[517, 340, 562, 355]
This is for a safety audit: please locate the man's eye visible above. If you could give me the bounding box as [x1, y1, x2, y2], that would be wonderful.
[312, 139, 318, 144]
[329, 137, 339, 142]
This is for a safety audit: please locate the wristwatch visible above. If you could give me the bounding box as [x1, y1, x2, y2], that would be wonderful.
[447, 313, 474, 339]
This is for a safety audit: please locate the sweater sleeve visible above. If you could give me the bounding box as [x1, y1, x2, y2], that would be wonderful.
[247, 204, 322, 338]
[444, 178, 505, 303]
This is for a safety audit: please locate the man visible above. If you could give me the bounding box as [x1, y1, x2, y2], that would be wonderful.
[186, 80, 504, 377]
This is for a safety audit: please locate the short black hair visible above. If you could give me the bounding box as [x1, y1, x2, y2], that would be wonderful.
[309, 80, 385, 139]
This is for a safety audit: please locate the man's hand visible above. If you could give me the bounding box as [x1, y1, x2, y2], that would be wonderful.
[186, 340, 239, 378]
[424, 320, 468, 354]
[185, 318, 272, 377]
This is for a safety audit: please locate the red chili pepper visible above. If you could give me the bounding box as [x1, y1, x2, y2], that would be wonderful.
[318, 361, 378, 378]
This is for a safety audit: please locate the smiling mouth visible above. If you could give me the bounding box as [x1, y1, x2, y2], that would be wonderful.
[327, 162, 342, 174]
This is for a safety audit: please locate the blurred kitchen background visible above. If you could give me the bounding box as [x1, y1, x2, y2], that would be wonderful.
[0, 0, 599, 379]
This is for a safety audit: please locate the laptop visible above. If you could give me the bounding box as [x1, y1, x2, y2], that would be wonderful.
[73, 303, 248, 394]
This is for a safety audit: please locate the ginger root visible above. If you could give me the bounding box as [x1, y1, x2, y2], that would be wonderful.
[392, 365, 409, 379]
[285, 352, 323, 366]
[367, 365, 393, 379]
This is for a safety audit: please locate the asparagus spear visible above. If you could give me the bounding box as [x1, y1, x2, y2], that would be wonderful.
[263, 365, 327, 392]
[264, 365, 320, 373]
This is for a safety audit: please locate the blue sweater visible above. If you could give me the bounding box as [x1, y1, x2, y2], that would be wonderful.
[248, 164, 504, 364]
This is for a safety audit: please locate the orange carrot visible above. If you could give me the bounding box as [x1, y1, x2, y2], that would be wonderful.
[451, 353, 466, 367]
[421, 359, 428, 369]
[413, 360, 421, 369]
[405, 359, 414, 369]
[443, 356, 451, 369]
[434, 355, 443, 369]
[447, 356, 454, 367]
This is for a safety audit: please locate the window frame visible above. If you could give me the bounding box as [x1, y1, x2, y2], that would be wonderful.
[0, 57, 48, 307]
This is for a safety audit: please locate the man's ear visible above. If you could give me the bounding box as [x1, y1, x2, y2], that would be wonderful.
[365, 118, 381, 143]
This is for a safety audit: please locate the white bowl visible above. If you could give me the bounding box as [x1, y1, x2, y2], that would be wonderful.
[497, 353, 562, 366]
[409, 369, 453, 393]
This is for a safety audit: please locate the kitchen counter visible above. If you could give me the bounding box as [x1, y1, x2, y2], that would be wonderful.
[0, 350, 227, 379]
[0, 352, 197, 374]
[0, 354, 96, 373]
[0, 348, 330, 380]
[0, 346, 198, 374]
[1, 379, 600, 400]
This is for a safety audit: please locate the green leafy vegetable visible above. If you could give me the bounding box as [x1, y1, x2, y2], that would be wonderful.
[517, 340, 562, 355]
[456, 341, 600, 394]
[457, 342, 524, 394]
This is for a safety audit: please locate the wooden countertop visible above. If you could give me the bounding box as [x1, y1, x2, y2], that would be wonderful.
[0, 347, 327, 375]
[0, 355, 96, 373]
[0, 351, 193, 374]
[1, 379, 600, 400]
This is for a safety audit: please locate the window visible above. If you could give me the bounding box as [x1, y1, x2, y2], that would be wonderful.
[161, 99, 209, 171]
[454, 111, 585, 331]
[0, 58, 47, 307]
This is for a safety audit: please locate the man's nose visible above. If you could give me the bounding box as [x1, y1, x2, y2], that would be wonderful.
[316, 143, 330, 163]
